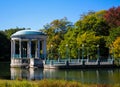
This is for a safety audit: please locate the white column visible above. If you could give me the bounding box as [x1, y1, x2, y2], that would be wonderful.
[11, 40, 13, 58]
[27, 40, 29, 58]
[19, 39, 21, 58]
[35, 40, 40, 58]
[35, 41, 38, 58]
[27, 39, 31, 58]
[11, 40, 16, 58]
[37, 39, 40, 58]
[13, 40, 16, 58]
[43, 39, 47, 59]
[42, 40, 44, 58]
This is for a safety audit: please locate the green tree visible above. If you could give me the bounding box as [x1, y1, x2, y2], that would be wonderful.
[75, 10, 110, 36]
[106, 27, 120, 46]
[4, 27, 25, 39]
[76, 31, 101, 59]
[0, 31, 10, 61]
[42, 18, 73, 59]
[0, 28, 26, 61]
[59, 28, 77, 58]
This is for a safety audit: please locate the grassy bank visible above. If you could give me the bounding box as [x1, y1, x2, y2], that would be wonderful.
[0, 79, 120, 87]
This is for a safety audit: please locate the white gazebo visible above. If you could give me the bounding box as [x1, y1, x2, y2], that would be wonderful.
[10, 30, 47, 68]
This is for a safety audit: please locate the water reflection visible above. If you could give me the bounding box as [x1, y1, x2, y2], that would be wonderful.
[43, 69, 117, 84]
[11, 68, 43, 80]
[10, 68, 120, 84]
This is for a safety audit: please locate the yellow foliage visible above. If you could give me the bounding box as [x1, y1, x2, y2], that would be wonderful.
[77, 31, 100, 47]
[112, 37, 120, 58]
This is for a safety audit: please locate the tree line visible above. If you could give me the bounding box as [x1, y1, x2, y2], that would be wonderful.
[0, 6, 120, 61]
[0, 28, 25, 61]
[42, 6, 120, 60]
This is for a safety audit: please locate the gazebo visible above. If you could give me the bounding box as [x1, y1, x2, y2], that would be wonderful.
[10, 30, 47, 68]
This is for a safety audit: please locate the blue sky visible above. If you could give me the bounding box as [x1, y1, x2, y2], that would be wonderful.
[0, 0, 120, 30]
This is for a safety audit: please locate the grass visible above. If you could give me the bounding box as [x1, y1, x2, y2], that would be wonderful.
[0, 79, 119, 87]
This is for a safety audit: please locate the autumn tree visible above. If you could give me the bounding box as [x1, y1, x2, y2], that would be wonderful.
[104, 6, 120, 28]
[106, 27, 120, 46]
[112, 37, 120, 59]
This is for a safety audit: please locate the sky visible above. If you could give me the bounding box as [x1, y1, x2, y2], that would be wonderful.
[0, 0, 120, 30]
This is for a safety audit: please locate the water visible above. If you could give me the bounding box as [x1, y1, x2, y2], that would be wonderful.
[0, 62, 120, 84]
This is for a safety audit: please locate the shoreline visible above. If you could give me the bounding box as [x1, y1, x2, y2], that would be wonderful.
[0, 79, 119, 87]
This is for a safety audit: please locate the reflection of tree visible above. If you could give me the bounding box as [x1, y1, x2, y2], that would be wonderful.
[0, 62, 10, 79]
[10, 68, 120, 84]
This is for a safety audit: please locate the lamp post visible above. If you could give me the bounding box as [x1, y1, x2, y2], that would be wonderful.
[58, 48, 60, 61]
[66, 44, 68, 60]
[82, 44, 84, 61]
[51, 44, 53, 59]
[78, 48, 80, 59]
[47, 49, 49, 60]
[69, 48, 71, 61]
[97, 45, 100, 61]
[112, 46, 114, 59]
[111, 46, 115, 64]
[108, 47, 111, 59]
[87, 47, 89, 60]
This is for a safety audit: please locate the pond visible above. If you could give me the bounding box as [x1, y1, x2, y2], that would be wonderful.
[0, 62, 120, 84]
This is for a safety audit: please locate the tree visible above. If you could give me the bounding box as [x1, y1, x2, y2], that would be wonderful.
[0, 31, 10, 61]
[76, 31, 102, 59]
[0, 28, 26, 61]
[75, 10, 110, 36]
[59, 28, 77, 58]
[4, 27, 25, 39]
[104, 6, 120, 28]
[42, 18, 73, 59]
[59, 30, 103, 59]
[112, 37, 120, 59]
[106, 27, 120, 46]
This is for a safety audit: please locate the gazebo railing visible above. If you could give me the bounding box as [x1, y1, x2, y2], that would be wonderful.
[44, 58, 114, 65]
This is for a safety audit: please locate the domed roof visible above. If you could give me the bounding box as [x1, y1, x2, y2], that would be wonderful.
[11, 30, 45, 37]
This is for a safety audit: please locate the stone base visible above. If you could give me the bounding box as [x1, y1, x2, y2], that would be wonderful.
[10, 58, 43, 68]
[10, 58, 29, 68]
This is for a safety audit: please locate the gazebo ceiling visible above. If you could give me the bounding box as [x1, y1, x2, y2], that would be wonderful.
[11, 30, 45, 37]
